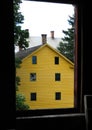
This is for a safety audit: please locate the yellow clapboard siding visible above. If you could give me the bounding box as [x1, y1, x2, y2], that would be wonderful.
[16, 44, 74, 110]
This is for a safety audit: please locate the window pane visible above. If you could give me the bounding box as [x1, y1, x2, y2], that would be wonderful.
[55, 92, 61, 100]
[55, 73, 61, 81]
[32, 56, 37, 64]
[55, 57, 59, 64]
[30, 73, 36, 81]
[31, 93, 36, 101]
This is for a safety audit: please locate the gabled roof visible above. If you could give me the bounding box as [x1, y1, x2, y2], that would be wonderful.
[15, 43, 74, 66]
[15, 45, 42, 60]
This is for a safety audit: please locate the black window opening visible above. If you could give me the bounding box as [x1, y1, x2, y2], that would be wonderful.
[55, 57, 59, 64]
[30, 73, 36, 81]
[55, 73, 61, 81]
[32, 56, 37, 64]
[55, 92, 61, 100]
[30, 93, 36, 101]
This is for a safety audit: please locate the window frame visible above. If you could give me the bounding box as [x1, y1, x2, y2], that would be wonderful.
[55, 92, 61, 100]
[30, 73, 36, 81]
[32, 56, 37, 64]
[55, 56, 59, 64]
[30, 92, 37, 101]
[15, 0, 83, 117]
[55, 73, 61, 81]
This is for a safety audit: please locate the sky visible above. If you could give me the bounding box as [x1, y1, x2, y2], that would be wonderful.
[20, 0, 74, 38]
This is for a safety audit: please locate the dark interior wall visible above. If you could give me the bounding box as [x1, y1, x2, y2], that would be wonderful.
[0, 0, 16, 129]
[16, 114, 86, 130]
[0, 0, 15, 122]
[82, 4, 92, 95]
[0, 0, 92, 129]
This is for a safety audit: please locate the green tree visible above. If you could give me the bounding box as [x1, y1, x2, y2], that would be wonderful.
[15, 57, 30, 110]
[14, 0, 29, 51]
[57, 13, 75, 62]
[16, 94, 30, 110]
[14, 0, 30, 110]
[15, 57, 22, 91]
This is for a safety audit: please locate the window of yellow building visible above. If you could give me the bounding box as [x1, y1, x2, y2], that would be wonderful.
[32, 56, 37, 64]
[55, 92, 61, 100]
[55, 73, 61, 81]
[55, 56, 59, 64]
[30, 93, 36, 101]
[30, 73, 36, 81]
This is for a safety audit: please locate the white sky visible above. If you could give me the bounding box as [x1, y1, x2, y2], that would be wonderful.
[20, 0, 74, 37]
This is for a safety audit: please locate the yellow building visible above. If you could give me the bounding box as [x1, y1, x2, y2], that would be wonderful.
[16, 42, 74, 110]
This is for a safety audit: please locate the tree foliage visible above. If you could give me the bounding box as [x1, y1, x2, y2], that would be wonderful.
[15, 57, 22, 68]
[15, 57, 30, 110]
[57, 13, 75, 62]
[14, 0, 30, 110]
[16, 94, 30, 110]
[13, 0, 29, 50]
[15, 57, 22, 91]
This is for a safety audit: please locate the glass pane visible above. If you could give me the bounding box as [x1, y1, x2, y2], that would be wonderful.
[32, 56, 37, 64]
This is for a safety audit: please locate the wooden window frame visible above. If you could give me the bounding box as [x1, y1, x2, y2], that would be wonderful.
[1, 0, 85, 129]
[1, 1, 83, 125]
[15, 1, 83, 117]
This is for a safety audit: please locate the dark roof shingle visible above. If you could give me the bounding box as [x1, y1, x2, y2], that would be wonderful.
[15, 45, 42, 59]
